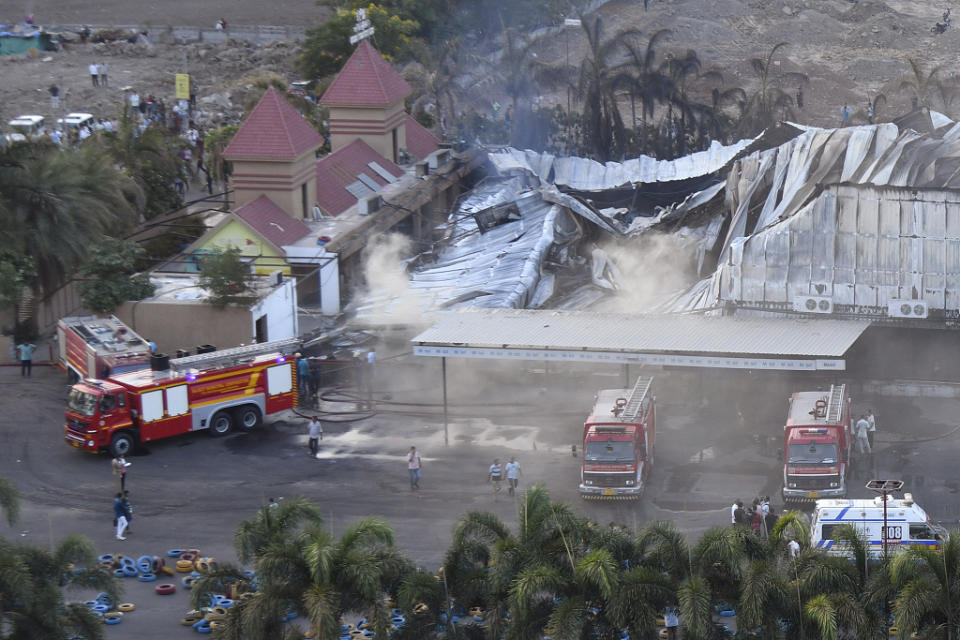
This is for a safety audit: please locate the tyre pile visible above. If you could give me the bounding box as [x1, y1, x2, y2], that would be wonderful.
[166, 548, 241, 634]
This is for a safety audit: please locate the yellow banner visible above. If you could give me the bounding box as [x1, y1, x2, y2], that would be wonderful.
[175, 74, 190, 100]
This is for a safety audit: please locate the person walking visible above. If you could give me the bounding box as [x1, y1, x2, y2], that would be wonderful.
[664, 607, 679, 640]
[866, 409, 877, 450]
[49, 83, 59, 110]
[296, 353, 309, 400]
[307, 416, 322, 457]
[840, 103, 850, 126]
[113, 492, 131, 540]
[407, 446, 422, 490]
[16, 342, 36, 377]
[122, 490, 134, 534]
[505, 457, 521, 496]
[88, 62, 99, 87]
[796, 86, 804, 109]
[867, 102, 875, 124]
[489, 458, 504, 497]
[855, 414, 872, 455]
[112, 455, 130, 491]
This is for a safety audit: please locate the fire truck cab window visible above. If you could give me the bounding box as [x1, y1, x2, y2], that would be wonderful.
[67, 388, 98, 416]
[788, 443, 838, 464]
[99, 395, 116, 412]
[584, 440, 634, 463]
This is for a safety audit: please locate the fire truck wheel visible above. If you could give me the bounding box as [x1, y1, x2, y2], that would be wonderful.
[109, 432, 135, 457]
[234, 406, 262, 432]
[209, 411, 233, 437]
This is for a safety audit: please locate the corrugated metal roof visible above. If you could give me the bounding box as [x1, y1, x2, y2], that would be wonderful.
[412, 309, 870, 357]
[488, 137, 757, 190]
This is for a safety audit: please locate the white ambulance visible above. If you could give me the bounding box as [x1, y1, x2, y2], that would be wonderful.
[811, 494, 945, 558]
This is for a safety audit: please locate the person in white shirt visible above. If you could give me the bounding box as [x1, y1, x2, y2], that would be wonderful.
[88, 62, 99, 87]
[505, 457, 521, 496]
[855, 415, 871, 454]
[788, 538, 800, 558]
[866, 409, 876, 449]
[730, 499, 743, 525]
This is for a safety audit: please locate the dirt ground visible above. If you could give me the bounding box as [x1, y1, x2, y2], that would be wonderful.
[0, 0, 325, 29]
[1, 0, 958, 137]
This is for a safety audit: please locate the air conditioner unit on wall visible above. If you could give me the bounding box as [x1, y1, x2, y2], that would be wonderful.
[358, 194, 382, 216]
[887, 300, 929, 319]
[793, 296, 834, 314]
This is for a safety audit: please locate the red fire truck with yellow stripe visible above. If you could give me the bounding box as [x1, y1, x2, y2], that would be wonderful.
[64, 339, 300, 457]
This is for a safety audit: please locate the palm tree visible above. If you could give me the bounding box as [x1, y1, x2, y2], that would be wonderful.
[0, 532, 118, 639]
[616, 29, 673, 154]
[95, 110, 183, 220]
[738, 42, 808, 137]
[194, 500, 412, 640]
[0, 141, 138, 293]
[405, 39, 464, 137]
[660, 49, 709, 157]
[891, 532, 960, 640]
[899, 58, 943, 110]
[573, 14, 640, 161]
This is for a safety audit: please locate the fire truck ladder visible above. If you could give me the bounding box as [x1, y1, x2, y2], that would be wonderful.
[619, 376, 653, 421]
[170, 338, 301, 372]
[825, 384, 846, 424]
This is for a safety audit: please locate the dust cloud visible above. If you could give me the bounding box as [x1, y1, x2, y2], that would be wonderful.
[356, 233, 426, 326]
[595, 233, 701, 313]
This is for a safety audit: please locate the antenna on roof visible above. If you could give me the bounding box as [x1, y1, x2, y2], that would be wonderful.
[349, 8, 376, 45]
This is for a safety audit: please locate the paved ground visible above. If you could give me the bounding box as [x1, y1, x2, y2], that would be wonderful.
[1, 342, 958, 638]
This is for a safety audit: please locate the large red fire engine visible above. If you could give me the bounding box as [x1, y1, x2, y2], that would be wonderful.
[64, 338, 300, 457]
[580, 376, 655, 499]
[781, 384, 852, 502]
[57, 315, 152, 381]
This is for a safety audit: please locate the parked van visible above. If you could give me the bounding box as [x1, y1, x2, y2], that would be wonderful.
[811, 494, 945, 558]
[57, 113, 95, 130]
[7, 114, 45, 139]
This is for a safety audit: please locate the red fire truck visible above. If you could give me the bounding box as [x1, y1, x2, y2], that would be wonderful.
[64, 338, 300, 457]
[57, 315, 152, 381]
[580, 376, 655, 499]
[781, 384, 852, 502]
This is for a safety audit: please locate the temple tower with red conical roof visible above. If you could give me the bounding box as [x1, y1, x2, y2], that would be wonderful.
[223, 87, 324, 218]
[320, 40, 413, 164]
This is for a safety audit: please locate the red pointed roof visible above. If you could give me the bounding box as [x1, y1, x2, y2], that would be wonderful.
[223, 88, 324, 160]
[403, 114, 440, 160]
[320, 40, 412, 107]
[315, 139, 404, 216]
[234, 195, 311, 248]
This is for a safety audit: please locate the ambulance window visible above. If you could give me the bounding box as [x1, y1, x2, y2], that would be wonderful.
[267, 363, 293, 395]
[910, 525, 934, 540]
[166, 385, 189, 416]
[820, 524, 837, 540]
[141, 390, 164, 422]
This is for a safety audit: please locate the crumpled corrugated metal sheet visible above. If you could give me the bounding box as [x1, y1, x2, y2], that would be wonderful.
[488, 137, 757, 190]
[665, 120, 960, 314]
[355, 178, 602, 319]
